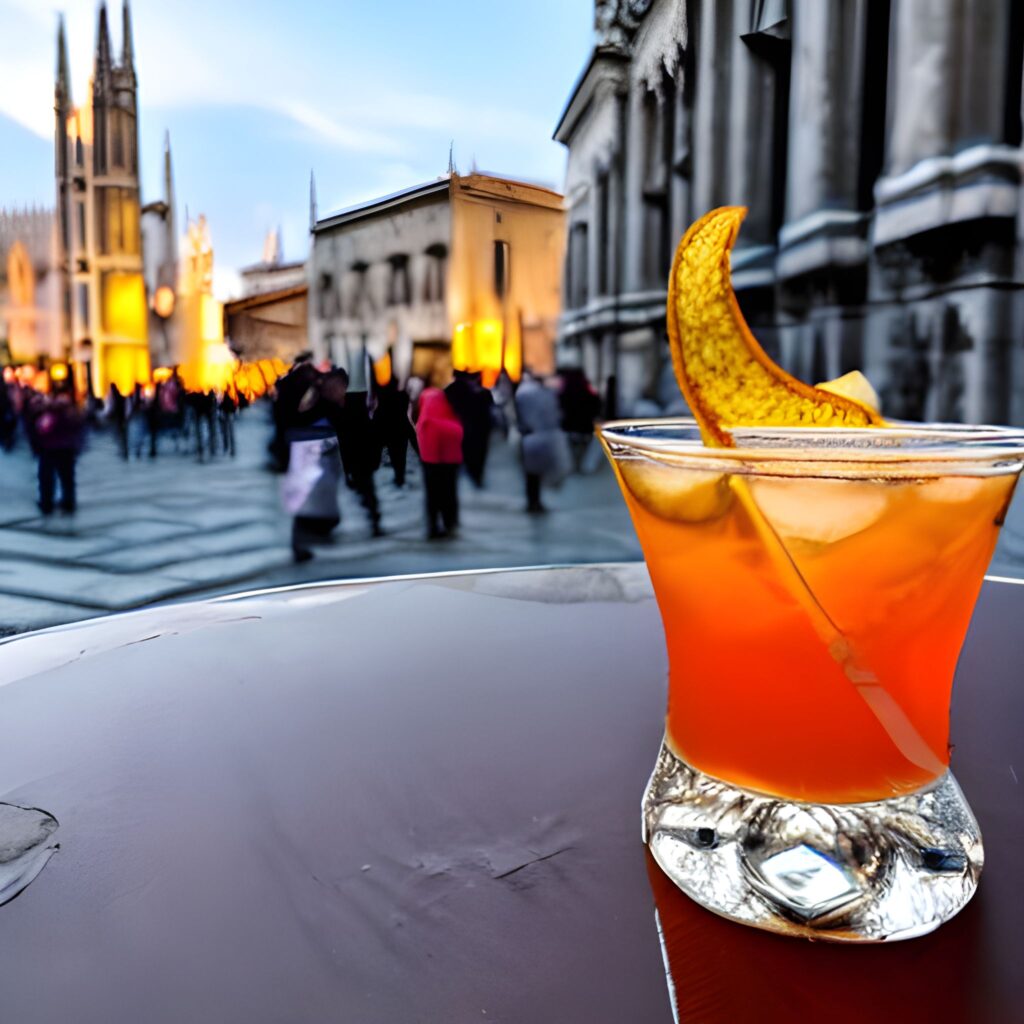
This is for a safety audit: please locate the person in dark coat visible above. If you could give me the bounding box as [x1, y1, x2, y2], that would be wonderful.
[373, 375, 418, 487]
[106, 383, 129, 460]
[28, 385, 85, 514]
[415, 386, 463, 539]
[0, 376, 17, 451]
[558, 367, 602, 470]
[282, 367, 348, 562]
[157, 371, 185, 453]
[337, 388, 384, 536]
[445, 369, 494, 487]
[269, 356, 318, 472]
[219, 389, 237, 457]
[127, 383, 151, 460]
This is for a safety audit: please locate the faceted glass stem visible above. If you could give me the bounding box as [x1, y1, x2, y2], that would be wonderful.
[644, 740, 982, 942]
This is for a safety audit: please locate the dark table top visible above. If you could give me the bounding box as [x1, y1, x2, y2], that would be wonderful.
[0, 563, 1021, 1023]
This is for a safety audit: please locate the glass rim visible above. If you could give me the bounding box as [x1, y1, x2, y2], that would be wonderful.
[598, 417, 1024, 475]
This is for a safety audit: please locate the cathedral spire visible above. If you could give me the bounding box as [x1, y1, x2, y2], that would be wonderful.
[309, 169, 318, 232]
[163, 130, 179, 272]
[55, 14, 71, 107]
[95, 2, 113, 83]
[164, 130, 174, 202]
[122, 0, 135, 71]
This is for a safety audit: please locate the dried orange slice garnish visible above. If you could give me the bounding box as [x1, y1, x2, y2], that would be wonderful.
[667, 206, 883, 446]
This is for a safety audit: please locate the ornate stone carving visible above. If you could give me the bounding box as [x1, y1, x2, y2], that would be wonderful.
[595, 0, 655, 47]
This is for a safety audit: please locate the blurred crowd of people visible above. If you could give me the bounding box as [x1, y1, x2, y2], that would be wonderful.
[103, 373, 244, 463]
[2, 356, 607, 554]
[271, 355, 605, 560]
[1, 367, 245, 516]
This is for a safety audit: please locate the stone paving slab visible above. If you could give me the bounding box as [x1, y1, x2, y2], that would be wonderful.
[103, 520, 198, 545]
[162, 547, 296, 586]
[0, 527, 119, 562]
[0, 560, 195, 611]
[86, 522, 283, 571]
[0, 593, 95, 636]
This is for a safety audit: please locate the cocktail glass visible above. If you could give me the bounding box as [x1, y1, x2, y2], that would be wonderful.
[600, 418, 1024, 941]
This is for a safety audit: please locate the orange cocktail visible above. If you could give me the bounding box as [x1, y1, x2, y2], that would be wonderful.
[625, 206, 1024, 940]
[604, 421, 1019, 805]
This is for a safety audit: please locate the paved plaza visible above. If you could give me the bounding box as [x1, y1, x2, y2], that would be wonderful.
[0, 405, 641, 636]
[3, 405, 1024, 637]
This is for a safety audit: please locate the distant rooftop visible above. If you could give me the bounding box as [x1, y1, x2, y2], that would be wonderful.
[239, 258, 306, 276]
[314, 178, 451, 233]
[314, 172, 562, 233]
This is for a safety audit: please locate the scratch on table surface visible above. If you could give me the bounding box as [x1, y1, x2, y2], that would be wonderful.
[493, 845, 574, 880]
[1010, 765, 1018, 785]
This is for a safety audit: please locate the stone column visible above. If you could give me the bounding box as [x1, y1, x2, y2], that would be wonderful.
[670, 74, 692, 248]
[785, 0, 867, 222]
[621, 82, 647, 296]
[691, 0, 733, 217]
[727, 0, 777, 246]
[885, 0, 1009, 175]
[885, 0, 958, 175]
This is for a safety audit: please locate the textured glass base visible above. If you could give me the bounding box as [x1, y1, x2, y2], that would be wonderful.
[644, 741, 982, 942]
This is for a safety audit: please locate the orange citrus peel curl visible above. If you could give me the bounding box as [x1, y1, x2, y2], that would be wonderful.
[666, 206, 883, 446]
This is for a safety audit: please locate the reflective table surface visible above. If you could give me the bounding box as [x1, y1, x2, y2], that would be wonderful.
[0, 563, 1021, 1023]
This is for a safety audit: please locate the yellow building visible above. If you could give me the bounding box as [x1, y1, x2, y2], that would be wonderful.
[175, 215, 233, 393]
[309, 171, 565, 387]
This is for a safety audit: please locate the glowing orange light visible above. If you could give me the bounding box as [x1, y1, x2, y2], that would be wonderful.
[2, 367, 15, 384]
[102, 344, 151, 396]
[102, 272, 148, 342]
[49, 363, 69, 382]
[502, 327, 522, 383]
[199, 293, 222, 344]
[373, 352, 393, 387]
[152, 366, 173, 383]
[451, 319, 509, 387]
[153, 285, 176, 319]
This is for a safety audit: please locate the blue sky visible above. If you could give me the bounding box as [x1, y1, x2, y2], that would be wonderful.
[0, 0, 593, 294]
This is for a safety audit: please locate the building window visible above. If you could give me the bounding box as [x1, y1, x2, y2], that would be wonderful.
[112, 114, 124, 169]
[568, 222, 588, 309]
[349, 262, 371, 318]
[76, 201, 87, 249]
[94, 108, 106, 174]
[95, 187, 139, 256]
[75, 136, 84, 166]
[641, 85, 673, 287]
[387, 254, 411, 306]
[107, 109, 136, 172]
[596, 172, 611, 296]
[423, 243, 447, 302]
[77, 282, 89, 324]
[493, 240, 510, 300]
[318, 272, 338, 319]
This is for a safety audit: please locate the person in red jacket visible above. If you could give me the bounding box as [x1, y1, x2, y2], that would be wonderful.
[415, 385, 464, 539]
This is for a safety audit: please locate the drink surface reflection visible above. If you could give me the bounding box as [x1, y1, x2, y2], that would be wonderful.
[645, 848, 980, 1022]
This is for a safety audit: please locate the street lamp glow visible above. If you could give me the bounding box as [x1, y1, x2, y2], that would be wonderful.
[153, 285, 176, 319]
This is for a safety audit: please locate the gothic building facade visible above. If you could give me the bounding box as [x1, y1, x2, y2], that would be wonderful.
[54, 1, 161, 396]
[556, 0, 1024, 424]
[0, 207, 60, 364]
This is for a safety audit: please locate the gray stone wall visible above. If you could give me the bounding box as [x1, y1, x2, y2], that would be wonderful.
[556, 0, 1024, 425]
